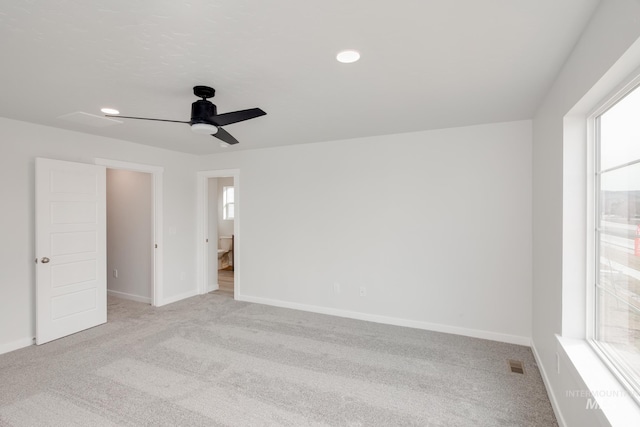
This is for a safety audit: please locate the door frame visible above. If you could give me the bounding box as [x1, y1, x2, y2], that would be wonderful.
[94, 158, 164, 306]
[197, 169, 239, 298]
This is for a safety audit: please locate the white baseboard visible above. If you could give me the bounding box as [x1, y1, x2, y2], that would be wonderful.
[236, 294, 531, 346]
[107, 289, 151, 304]
[157, 289, 199, 306]
[531, 340, 566, 427]
[0, 336, 34, 355]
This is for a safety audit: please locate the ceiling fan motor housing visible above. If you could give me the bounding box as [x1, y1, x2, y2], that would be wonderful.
[191, 100, 217, 124]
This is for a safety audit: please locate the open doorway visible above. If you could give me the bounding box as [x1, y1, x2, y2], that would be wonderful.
[106, 169, 153, 303]
[197, 169, 239, 299]
[209, 177, 235, 297]
[95, 158, 164, 306]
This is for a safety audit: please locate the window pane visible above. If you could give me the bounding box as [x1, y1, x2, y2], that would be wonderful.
[223, 186, 234, 204]
[595, 287, 640, 385]
[600, 84, 640, 171]
[223, 203, 234, 220]
[596, 85, 640, 395]
[600, 163, 640, 224]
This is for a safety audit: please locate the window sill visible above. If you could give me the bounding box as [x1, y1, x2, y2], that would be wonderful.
[557, 336, 640, 426]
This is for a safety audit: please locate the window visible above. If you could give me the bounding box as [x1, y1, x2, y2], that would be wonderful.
[223, 186, 234, 220]
[593, 82, 640, 397]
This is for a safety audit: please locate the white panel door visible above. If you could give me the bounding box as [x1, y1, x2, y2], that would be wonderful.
[35, 158, 106, 345]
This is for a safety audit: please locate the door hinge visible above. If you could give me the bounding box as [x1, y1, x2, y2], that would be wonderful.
[206, 239, 209, 243]
[155, 244, 158, 249]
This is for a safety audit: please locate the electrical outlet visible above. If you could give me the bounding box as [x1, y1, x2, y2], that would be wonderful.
[113, 269, 118, 278]
[333, 282, 341, 294]
[359, 286, 366, 297]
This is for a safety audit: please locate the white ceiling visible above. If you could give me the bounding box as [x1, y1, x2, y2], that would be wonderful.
[0, 0, 599, 155]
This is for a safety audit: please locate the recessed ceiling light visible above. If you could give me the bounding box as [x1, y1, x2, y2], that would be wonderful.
[101, 107, 120, 115]
[336, 50, 360, 64]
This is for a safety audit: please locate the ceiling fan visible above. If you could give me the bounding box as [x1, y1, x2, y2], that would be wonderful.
[105, 86, 266, 145]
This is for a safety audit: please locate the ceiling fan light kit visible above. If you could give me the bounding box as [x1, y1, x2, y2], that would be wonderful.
[105, 86, 265, 145]
[191, 123, 218, 134]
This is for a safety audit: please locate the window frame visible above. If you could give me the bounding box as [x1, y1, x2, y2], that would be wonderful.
[588, 76, 640, 403]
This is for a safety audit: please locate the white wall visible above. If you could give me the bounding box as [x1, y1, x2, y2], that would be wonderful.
[217, 177, 234, 239]
[106, 169, 153, 302]
[532, 0, 640, 425]
[199, 120, 533, 344]
[0, 117, 199, 354]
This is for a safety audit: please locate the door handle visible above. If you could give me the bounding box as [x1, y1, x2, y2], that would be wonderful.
[41, 257, 50, 264]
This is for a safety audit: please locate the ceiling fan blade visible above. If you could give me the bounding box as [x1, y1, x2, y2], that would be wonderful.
[210, 108, 266, 126]
[213, 127, 240, 145]
[105, 115, 189, 124]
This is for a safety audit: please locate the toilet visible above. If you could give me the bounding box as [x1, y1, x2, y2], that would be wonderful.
[217, 236, 233, 269]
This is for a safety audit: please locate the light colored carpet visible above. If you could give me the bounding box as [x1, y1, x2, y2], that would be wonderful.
[0, 294, 557, 426]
